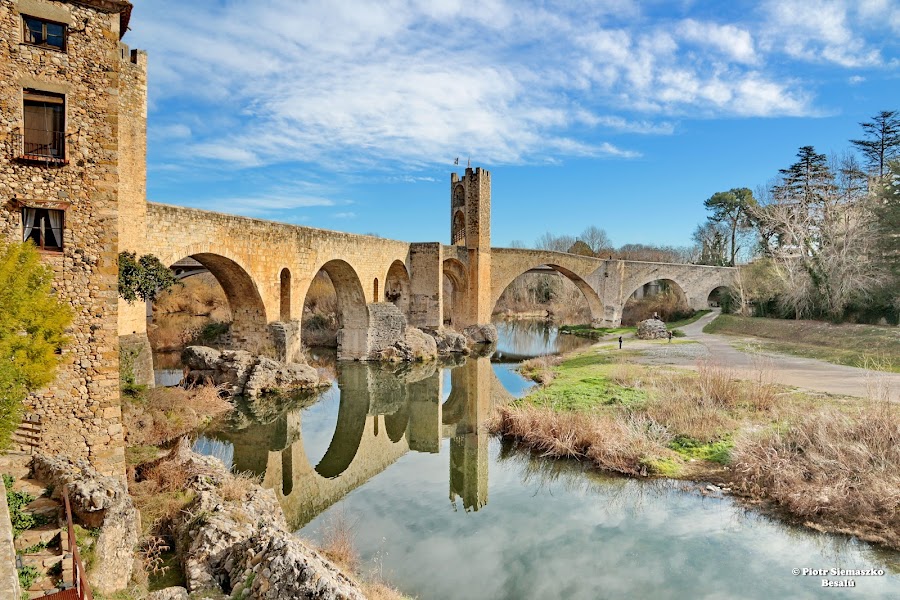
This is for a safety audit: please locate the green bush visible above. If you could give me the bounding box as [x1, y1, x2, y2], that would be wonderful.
[0, 240, 72, 449]
[118, 251, 176, 304]
[17, 565, 39, 589]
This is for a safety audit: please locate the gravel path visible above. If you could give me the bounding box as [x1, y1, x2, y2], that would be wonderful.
[629, 310, 900, 401]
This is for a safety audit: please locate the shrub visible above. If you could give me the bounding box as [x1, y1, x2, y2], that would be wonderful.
[0, 240, 72, 449]
[118, 251, 177, 304]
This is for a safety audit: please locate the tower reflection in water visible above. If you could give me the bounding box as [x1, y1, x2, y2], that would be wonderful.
[208, 356, 506, 530]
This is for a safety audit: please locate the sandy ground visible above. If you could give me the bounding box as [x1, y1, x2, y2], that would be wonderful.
[623, 310, 900, 401]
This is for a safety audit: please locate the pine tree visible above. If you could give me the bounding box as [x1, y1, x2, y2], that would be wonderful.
[703, 187, 756, 266]
[850, 110, 900, 178]
[774, 146, 833, 207]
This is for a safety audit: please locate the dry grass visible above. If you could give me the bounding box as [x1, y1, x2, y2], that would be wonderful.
[155, 273, 230, 320]
[518, 355, 562, 385]
[732, 401, 900, 548]
[129, 458, 196, 538]
[123, 384, 232, 447]
[220, 470, 262, 503]
[490, 405, 669, 476]
[319, 509, 359, 573]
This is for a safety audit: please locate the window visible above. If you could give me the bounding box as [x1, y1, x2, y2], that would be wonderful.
[23, 90, 65, 160]
[22, 15, 66, 51]
[22, 208, 64, 252]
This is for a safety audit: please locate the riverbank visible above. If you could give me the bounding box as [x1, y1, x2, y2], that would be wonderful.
[493, 345, 900, 550]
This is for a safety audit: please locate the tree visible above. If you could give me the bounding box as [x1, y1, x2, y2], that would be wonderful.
[534, 232, 576, 253]
[871, 159, 900, 318]
[567, 240, 594, 256]
[692, 221, 729, 266]
[577, 225, 612, 255]
[118, 252, 177, 303]
[850, 110, 900, 178]
[0, 240, 72, 448]
[753, 151, 886, 319]
[703, 187, 756, 266]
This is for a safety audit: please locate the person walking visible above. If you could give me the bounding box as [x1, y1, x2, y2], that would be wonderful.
[618, 335, 623, 350]
[667, 330, 673, 343]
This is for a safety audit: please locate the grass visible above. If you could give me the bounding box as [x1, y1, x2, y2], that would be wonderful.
[493, 344, 900, 549]
[703, 314, 900, 372]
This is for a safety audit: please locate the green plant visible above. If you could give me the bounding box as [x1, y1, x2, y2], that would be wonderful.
[118, 251, 177, 304]
[0, 240, 72, 449]
[18, 565, 39, 589]
[20, 540, 48, 554]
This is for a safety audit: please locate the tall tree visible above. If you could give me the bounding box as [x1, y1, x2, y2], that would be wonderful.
[692, 221, 728, 266]
[773, 146, 833, 209]
[534, 232, 576, 253]
[850, 110, 900, 178]
[703, 187, 756, 266]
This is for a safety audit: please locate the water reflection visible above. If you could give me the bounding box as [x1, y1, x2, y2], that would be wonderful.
[492, 319, 591, 362]
[206, 358, 503, 529]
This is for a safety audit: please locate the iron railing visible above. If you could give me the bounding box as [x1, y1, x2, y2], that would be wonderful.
[62, 487, 92, 600]
[11, 130, 66, 163]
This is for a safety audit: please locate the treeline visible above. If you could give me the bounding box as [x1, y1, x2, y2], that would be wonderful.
[512, 225, 696, 264]
[694, 110, 899, 323]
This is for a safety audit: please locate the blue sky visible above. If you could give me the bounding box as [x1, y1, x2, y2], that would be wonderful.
[127, 0, 900, 249]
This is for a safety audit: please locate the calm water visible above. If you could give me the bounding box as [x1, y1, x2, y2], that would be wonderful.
[192, 320, 899, 599]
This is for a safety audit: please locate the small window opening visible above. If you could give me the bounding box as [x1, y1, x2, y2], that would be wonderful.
[373, 278, 379, 301]
[22, 15, 66, 51]
[22, 207, 64, 252]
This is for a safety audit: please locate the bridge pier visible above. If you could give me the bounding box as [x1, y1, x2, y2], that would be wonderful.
[269, 320, 304, 363]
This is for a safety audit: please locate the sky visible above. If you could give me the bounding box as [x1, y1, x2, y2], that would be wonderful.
[126, 0, 900, 249]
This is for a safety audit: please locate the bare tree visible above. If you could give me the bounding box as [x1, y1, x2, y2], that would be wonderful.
[534, 232, 576, 252]
[577, 225, 612, 255]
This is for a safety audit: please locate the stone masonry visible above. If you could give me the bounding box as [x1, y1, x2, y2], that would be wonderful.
[0, 0, 136, 476]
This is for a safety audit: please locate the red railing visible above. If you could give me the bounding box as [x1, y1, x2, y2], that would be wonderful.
[62, 487, 92, 600]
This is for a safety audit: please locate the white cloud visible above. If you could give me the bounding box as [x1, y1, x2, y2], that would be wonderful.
[127, 0, 870, 172]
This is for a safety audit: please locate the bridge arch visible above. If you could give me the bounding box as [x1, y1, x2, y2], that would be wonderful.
[305, 259, 369, 360]
[624, 277, 689, 306]
[384, 260, 411, 316]
[443, 258, 469, 327]
[491, 262, 605, 325]
[158, 251, 268, 350]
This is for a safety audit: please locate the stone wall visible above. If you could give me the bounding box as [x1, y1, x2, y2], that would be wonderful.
[0, 0, 133, 476]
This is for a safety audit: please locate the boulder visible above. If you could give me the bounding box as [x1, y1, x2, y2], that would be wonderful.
[374, 327, 438, 362]
[464, 324, 499, 345]
[181, 346, 323, 398]
[427, 327, 470, 355]
[244, 358, 319, 398]
[30, 455, 140, 594]
[147, 587, 189, 600]
[636, 318, 669, 340]
[165, 441, 365, 599]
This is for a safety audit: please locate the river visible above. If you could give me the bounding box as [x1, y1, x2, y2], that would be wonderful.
[182, 320, 899, 599]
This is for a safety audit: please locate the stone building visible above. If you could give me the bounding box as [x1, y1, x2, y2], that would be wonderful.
[0, 0, 143, 476]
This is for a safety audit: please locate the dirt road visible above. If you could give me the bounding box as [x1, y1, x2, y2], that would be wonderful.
[633, 310, 900, 400]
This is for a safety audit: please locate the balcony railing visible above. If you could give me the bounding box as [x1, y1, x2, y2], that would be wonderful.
[11, 130, 67, 164]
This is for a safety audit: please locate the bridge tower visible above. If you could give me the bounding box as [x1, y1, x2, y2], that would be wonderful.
[450, 167, 492, 326]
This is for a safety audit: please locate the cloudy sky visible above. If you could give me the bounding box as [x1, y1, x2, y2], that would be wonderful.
[128, 0, 900, 248]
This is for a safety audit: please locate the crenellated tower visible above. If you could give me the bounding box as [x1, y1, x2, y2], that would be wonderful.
[449, 167, 492, 326]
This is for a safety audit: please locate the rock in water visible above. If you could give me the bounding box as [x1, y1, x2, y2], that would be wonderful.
[636, 318, 668, 340]
[181, 346, 323, 397]
[427, 327, 470, 355]
[464, 324, 499, 345]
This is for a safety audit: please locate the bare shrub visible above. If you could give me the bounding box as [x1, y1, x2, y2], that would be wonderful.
[319, 508, 359, 573]
[123, 384, 232, 446]
[732, 401, 900, 548]
[138, 536, 170, 577]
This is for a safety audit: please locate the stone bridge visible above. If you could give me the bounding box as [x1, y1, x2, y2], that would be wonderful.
[118, 166, 735, 376]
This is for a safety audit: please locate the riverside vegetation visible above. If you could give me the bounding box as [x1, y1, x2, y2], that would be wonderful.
[495, 346, 900, 550]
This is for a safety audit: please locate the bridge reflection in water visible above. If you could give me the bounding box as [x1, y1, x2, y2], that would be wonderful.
[208, 357, 513, 530]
